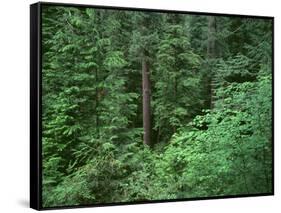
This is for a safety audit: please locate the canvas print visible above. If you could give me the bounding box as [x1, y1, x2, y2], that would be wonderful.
[34, 3, 273, 209]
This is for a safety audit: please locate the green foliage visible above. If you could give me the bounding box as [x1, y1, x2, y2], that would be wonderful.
[152, 14, 205, 143]
[161, 70, 272, 197]
[41, 5, 273, 208]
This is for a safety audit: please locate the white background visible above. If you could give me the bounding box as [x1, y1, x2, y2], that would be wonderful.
[0, 0, 279, 212]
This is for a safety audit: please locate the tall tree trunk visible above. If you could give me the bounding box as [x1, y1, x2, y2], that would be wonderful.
[207, 16, 216, 58]
[95, 68, 100, 138]
[95, 11, 101, 138]
[207, 16, 217, 109]
[142, 57, 151, 146]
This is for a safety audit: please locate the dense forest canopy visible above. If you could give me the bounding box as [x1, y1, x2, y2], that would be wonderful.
[41, 5, 273, 207]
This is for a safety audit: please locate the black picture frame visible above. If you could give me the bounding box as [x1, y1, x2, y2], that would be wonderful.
[30, 2, 274, 210]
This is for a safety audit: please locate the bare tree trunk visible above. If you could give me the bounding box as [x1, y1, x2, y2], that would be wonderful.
[142, 57, 151, 146]
[95, 11, 101, 138]
[95, 68, 100, 138]
[207, 16, 217, 109]
[207, 16, 216, 58]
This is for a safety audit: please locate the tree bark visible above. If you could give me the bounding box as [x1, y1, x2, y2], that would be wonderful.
[207, 16, 216, 59]
[142, 57, 151, 146]
[207, 16, 217, 109]
[95, 68, 100, 138]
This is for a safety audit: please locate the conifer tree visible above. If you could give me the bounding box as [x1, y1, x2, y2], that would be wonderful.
[41, 6, 273, 207]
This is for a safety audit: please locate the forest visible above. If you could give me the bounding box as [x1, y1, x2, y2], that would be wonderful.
[41, 5, 273, 207]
